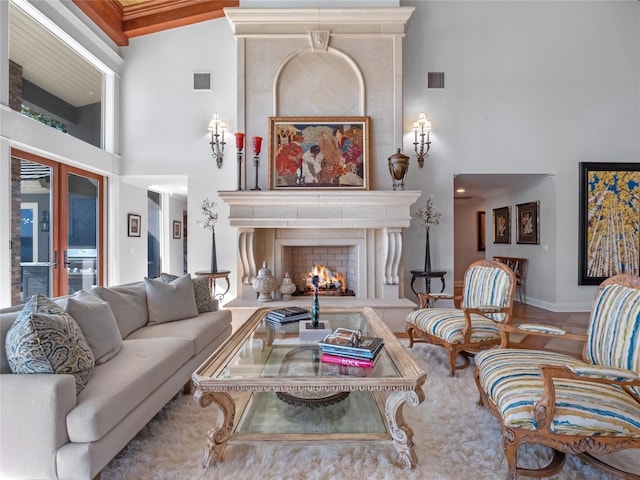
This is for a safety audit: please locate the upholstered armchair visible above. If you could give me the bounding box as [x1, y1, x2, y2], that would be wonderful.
[406, 260, 516, 376]
[474, 274, 640, 480]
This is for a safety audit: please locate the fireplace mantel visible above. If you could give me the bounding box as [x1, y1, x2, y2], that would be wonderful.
[220, 190, 420, 332]
[218, 190, 421, 229]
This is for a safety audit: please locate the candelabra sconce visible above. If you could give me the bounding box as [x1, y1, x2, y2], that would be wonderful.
[235, 133, 245, 190]
[251, 136, 262, 191]
[412, 112, 432, 168]
[208, 113, 226, 169]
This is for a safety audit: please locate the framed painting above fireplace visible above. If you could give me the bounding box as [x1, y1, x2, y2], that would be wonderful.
[268, 116, 370, 190]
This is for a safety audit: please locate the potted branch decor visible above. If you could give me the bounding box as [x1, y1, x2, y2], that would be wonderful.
[196, 198, 218, 273]
[412, 195, 442, 273]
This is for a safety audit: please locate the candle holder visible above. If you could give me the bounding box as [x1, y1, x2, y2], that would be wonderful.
[251, 136, 262, 191]
[235, 133, 245, 190]
[251, 154, 261, 191]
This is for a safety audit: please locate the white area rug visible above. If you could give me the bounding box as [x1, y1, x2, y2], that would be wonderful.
[102, 343, 628, 480]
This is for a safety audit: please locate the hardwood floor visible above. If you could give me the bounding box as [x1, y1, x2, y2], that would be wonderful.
[397, 301, 592, 360]
[508, 301, 590, 359]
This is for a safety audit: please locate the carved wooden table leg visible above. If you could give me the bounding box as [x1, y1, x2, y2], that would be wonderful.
[193, 390, 235, 468]
[385, 387, 426, 468]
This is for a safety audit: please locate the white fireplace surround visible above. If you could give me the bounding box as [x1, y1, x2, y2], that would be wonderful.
[220, 191, 420, 331]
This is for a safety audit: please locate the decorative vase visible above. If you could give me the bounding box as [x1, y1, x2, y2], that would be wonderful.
[253, 261, 277, 302]
[210, 230, 218, 273]
[279, 272, 296, 300]
[387, 148, 409, 191]
[311, 275, 320, 328]
[424, 226, 432, 273]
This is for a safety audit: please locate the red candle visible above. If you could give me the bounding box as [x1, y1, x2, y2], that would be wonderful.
[235, 132, 245, 150]
[252, 136, 263, 155]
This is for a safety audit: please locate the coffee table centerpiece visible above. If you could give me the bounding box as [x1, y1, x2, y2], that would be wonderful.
[192, 307, 426, 469]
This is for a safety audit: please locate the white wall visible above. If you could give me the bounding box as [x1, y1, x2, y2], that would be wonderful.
[120, 19, 238, 297]
[484, 177, 557, 308]
[402, 1, 640, 310]
[453, 197, 486, 282]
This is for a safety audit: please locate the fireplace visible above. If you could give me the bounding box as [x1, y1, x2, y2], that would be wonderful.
[284, 246, 357, 296]
[219, 191, 420, 332]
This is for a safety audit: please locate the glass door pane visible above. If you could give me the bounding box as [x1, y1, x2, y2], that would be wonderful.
[64, 171, 100, 295]
[12, 157, 53, 304]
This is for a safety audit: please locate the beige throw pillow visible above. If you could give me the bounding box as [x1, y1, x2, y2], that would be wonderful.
[145, 274, 198, 324]
[63, 290, 123, 364]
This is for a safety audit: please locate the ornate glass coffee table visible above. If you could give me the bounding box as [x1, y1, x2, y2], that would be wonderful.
[192, 307, 426, 469]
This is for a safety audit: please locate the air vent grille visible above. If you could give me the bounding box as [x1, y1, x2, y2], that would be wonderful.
[428, 72, 445, 89]
[193, 72, 211, 91]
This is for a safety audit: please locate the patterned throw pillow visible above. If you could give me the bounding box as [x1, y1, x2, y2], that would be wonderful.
[5, 293, 95, 394]
[160, 273, 215, 313]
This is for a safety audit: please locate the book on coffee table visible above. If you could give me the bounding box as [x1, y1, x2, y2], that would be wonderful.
[318, 328, 384, 360]
[266, 306, 311, 324]
[320, 353, 378, 369]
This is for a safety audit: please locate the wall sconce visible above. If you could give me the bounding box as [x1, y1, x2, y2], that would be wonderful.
[412, 112, 432, 168]
[208, 113, 226, 169]
[40, 210, 49, 232]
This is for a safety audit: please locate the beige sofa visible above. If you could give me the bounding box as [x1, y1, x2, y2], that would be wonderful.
[0, 277, 232, 480]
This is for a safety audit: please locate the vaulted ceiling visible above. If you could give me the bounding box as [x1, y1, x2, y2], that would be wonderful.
[73, 0, 239, 46]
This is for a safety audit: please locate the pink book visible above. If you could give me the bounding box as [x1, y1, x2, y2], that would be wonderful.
[320, 353, 375, 369]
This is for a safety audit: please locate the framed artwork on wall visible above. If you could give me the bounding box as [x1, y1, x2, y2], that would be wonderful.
[127, 214, 141, 237]
[579, 162, 640, 285]
[173, 221, 182, 239]
[477, 211, 486, 251]
[516, 201, 540, 245]
[493, 206, 511, 244]
[268, 116, 370, 190]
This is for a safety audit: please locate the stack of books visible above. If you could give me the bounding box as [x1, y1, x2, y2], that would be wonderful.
[265, 306, 311, 324]
[318, 328, 384, 369]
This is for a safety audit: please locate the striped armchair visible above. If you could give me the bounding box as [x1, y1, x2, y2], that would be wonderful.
[474, 274, 640, 480]
[406, 260, 516, 376]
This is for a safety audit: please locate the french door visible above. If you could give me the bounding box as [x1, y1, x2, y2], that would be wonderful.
[11, 149, 105, 305]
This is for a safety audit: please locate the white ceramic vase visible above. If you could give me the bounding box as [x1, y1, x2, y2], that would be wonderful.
[253, 261, 277, 302]
[279, 272, 296, 300]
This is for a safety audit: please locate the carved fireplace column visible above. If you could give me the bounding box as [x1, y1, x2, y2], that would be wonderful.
[238, 228, 257, 285]
[384, 228, 403, 285]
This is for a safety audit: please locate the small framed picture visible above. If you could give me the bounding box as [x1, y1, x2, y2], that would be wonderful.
[516, 201, 540, 245]
[173, 220, 182, 239]
[493, 206, 511, 244]
[127, 213, 141, 237]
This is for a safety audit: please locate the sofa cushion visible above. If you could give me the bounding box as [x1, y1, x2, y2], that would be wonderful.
[62, 290, 123, 364]
[476, 348, 640, 436]
[161, 273, 216, 313]
[145, 274, 198, 325]
[92, 282, 148, 338]
[5, 293, 95, 394]
[66, 336, 192, 442]
[127, 310, 232, 356]
[406, 308, 501, 344]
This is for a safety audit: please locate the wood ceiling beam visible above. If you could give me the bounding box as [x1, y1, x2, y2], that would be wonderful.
[122, 0, 237, 39]
[73, 1, 239, 47]
[73, 0, 129, 47]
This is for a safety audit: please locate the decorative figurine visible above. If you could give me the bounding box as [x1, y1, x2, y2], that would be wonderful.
[279, 272, 296, 300]
[311, 274, 320, 328]
[253, 261, 277, 302]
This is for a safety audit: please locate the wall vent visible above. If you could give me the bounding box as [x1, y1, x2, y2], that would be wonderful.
[428, 72, 445, 89]
[193, 72, 211, 91]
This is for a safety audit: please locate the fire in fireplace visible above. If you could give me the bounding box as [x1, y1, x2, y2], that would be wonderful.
[301, 264, 355, 296]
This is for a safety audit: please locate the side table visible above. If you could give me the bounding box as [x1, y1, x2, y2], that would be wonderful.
[195, 270, 231, 301]
[410, 270, 446, 299]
